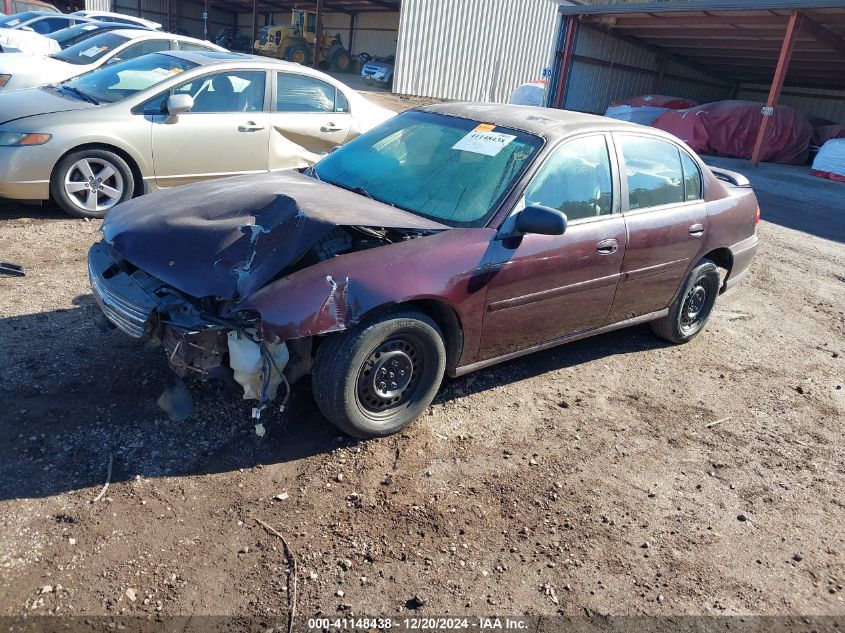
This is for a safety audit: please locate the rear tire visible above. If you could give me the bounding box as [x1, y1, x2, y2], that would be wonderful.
[50, 149, 134, 219]
[651, 259, 720, 344]
[312, 309, 446, 439]
[330, 48, 352, 72]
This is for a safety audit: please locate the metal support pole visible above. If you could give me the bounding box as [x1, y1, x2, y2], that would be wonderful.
[653, 55, 668, 94]
[167, 0, 173, 33]
[553, 16, 578, 109]
[251, 0, 258, 53]
[349, 12, 356, 55]
[750, 10, 802, 166]
[204, 0, 210, 41]
[313, 0, 324, 69]
[137, 0, 141, 18]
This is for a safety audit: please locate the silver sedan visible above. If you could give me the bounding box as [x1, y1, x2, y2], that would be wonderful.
[0, 50, 395, 217]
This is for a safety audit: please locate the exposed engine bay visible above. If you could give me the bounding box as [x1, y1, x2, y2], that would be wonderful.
[89, 222, 436, 423]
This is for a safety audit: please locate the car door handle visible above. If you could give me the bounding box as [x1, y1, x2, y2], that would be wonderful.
[689, 223, 705, 237]
[320, 123, 342, 132]
[238, 122, 265, 132]
[596, 238, 619, 255]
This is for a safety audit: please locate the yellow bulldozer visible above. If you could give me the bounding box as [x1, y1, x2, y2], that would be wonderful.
[254, 9, 352, 72]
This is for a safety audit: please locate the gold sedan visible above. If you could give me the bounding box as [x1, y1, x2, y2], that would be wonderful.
[0, 50, 395, 217]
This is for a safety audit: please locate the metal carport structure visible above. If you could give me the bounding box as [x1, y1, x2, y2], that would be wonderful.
[550, 0, 845, 165]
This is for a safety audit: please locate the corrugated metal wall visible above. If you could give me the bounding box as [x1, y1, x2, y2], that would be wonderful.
[85, 0, 111, 10]
[563, 24, 732, 114]
[737, 84, 845, 125]
[114, 0, 234, 38]
[393, 0, 560, 102]
[235, 11, 398, 58]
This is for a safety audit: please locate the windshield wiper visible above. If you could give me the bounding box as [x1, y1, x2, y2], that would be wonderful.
[352, 186, 375, 200]
[59, 85, 100, 105]
[306, 166, 321, 181]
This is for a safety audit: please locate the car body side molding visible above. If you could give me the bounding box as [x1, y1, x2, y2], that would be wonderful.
[451, 308, 669, 377]
[486, 272, 622, 313]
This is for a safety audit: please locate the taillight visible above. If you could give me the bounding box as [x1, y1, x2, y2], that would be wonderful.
[755, 205, 761, 225]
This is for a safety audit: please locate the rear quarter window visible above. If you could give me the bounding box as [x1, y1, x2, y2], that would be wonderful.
[680, 150, 703, 201]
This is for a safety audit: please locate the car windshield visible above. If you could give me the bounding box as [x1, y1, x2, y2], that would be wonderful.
[59, 53, 196, 104]
[314, 111, 543, 227]
[52, 32, 129, 65]
[0, 12, 38, 27]
[48, 22, 104, 47]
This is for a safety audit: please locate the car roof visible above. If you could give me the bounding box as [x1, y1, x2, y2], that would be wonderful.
[11, 10, 61, 19]
[418, 102, 678, 141]
[160, 50, 337, 74]
[71, 10, 160, 26]
[108, 29, 224, 47]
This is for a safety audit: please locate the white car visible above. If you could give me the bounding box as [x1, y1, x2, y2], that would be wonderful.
[0, 24, 58, 53]
[70, 10, 161, 30]
[0, 29, 225, 91]
[0, 10, 88, 35]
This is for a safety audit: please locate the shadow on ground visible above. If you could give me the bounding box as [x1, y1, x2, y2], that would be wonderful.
[703, 156, 845, 244]
[0, 201, 65, 221]
[0, 298, 668, 502]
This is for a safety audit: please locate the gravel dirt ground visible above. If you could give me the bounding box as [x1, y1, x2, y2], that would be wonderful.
[0, 93, 843, 624]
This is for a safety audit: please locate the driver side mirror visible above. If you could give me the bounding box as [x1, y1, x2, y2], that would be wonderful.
[515, 204, 568, 236]
[166, 94, 194, 120]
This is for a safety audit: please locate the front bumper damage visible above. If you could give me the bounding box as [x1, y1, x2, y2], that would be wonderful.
[88, 241, 294, 422]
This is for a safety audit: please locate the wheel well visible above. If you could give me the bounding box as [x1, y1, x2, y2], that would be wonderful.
[701, 247, 733, 292]
[406, 299, 464, 372]
[51, 143, 145, 199]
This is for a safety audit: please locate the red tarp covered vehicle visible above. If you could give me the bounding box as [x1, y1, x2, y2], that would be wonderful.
[812, 124, 845, 147]
[653, 100, 814, 165]
[610, 95, 699, 109]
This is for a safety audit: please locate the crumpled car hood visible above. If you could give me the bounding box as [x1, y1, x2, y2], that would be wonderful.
[102, 171, 448, 301]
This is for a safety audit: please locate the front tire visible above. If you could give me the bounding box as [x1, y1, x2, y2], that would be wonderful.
[284, 44, 310, 65]
[51, 149, 134, 219]
[312, 309, 446, 439]
[651, 259, 720, 344]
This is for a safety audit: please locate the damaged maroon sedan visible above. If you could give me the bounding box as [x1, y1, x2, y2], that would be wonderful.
[88, 103, 759, 438]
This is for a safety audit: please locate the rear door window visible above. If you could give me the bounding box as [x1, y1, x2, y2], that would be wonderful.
[117, 38, 173, 61]
[275, 72, 345, 112]
[177, 41, 218, 52]
[618, 135, 685, 210]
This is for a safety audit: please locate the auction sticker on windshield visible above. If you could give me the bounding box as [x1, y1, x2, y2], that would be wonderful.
[80, 45, 108, 58]
[452, 124, 516, 157]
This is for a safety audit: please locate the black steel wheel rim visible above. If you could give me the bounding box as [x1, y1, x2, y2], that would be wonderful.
[355, 333, 429, 421]
[680, 278, 713, 334]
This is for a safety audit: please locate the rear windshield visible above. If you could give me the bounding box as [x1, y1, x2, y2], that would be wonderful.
[52, 31, 129, 65]
[315, 110, 543, 227]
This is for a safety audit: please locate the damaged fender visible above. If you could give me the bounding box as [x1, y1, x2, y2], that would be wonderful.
[238, 227, 498, 368]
